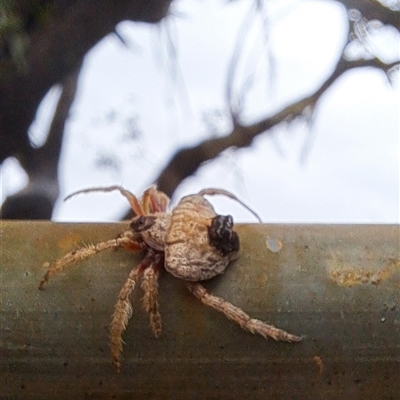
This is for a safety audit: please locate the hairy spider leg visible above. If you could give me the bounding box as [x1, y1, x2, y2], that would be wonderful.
[197, 188, 262, 222]
[110, 249, 162, 372]
[140, 252, 164, 338]
[186, 282, 302, 342]
[141, 185, 170, 214]
[38, 234, 141, 290]
[64, 185, 144, 216]
[110, 263, 142, 372]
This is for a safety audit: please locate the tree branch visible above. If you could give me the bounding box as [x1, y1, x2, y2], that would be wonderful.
[334, 0, 400, 30]
[155, 55, 399, 197]
[0, 69, 80, 219]
[1, 0, 173, 219]
[0, 0, 173, 165]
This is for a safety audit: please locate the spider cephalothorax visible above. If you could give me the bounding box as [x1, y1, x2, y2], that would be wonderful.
[39, 186, 301, 371]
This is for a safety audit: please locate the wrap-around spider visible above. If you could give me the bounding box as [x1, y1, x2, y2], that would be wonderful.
[39, 186, 301, 371]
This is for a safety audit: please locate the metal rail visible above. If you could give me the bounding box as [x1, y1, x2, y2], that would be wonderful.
[1, 221, 399, 399]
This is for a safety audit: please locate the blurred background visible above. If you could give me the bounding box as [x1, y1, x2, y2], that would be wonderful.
[1, 0, 399, 223]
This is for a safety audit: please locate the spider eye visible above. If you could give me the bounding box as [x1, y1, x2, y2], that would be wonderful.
[130, 215, 156, 233]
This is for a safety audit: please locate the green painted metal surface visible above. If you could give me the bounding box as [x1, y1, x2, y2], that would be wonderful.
[1, 221, 399, 399]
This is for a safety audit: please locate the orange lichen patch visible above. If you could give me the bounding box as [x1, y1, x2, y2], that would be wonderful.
[328, 257, 400, 287]
[313, 355, 324, 374]
[265, 237, 283, 253]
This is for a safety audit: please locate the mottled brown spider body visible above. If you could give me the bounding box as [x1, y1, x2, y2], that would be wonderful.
[165, 192, 240, 281]
[39, 185, 301, 371]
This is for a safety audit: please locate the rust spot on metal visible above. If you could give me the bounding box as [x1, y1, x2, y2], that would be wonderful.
[328, 256, 400, 287]
[313, 355, 324, 374]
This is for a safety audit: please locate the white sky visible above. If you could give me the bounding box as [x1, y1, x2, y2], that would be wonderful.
[1, 0, 399, 223]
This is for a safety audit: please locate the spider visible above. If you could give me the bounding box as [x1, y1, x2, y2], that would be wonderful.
[39, 186, 301, 371]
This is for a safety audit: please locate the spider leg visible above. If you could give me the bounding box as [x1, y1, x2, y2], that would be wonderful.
[197, 188, 262, 222]
[38, 234, 141, 290]
[141, 185, 170, 214]
[186, 282, 302, 342]
[140, 252, 163, 338]
[110, 250, 156, 372]
[64, 186, 144, 216]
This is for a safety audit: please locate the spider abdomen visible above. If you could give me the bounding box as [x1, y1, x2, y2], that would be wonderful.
[165, 194, 239, 281]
